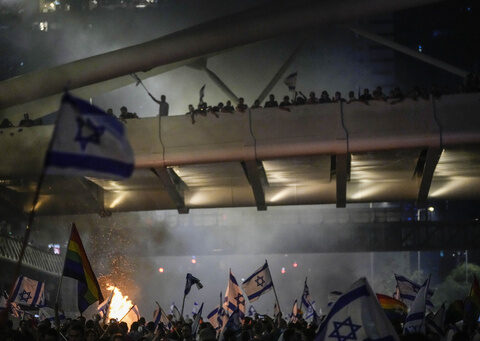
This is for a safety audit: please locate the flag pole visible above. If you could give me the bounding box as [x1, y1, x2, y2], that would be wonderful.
[266, 259, 282, 316]
[299, 277, 307, 312]
[180, 291, 187, 319]
[2, 95, 65, 322]
[119, 305, 135, 322]
[54, 223, 74, 330]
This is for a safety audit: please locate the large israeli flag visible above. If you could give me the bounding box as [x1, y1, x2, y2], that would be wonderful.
[242, 261, 273, 302]
[314, 278, 399, 341]
[394, 274, 434, 308]
[224, 270, 246, 317]
[12, 276, 45, 307]
[98, 290, 114, 318]
[45, 93, 134, 179]
[403, 277, 430, 334]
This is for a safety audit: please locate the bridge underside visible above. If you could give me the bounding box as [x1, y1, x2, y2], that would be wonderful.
[0, 94, 480, 216]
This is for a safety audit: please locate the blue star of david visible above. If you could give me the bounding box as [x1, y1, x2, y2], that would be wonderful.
[18, 289, 32, 303]
[74, 117, 105, 151]
[255, 276, 265, 287]
[328, 317, 361, 341]
[234, 293, 245, 306]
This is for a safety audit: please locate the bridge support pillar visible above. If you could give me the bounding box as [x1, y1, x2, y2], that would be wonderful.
[151, 168, 189, 214]
[242, 160, 267, 211]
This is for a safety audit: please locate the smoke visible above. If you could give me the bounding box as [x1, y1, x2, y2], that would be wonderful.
[33, 206, 416, 320]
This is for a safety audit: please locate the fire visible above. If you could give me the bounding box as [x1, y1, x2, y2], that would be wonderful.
[106, 285, 134, 325]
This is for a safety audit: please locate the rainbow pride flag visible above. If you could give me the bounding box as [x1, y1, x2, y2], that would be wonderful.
[63, 224, 104, 313]
[376, 293, 408, 321]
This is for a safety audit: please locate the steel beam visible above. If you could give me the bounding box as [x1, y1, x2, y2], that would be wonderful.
[416, 148, 442, 207]
[0, 0, 443, 109]
[242, 160, 267, 211]
[335, 154, 349, 208]
[151, 167, 189, 214]
[256, 41, 304, 104]
[350, 27, 468, 78]
[76, 178, 107, 215]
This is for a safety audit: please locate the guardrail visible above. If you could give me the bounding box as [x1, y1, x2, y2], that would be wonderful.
[0, 235, 63, 275]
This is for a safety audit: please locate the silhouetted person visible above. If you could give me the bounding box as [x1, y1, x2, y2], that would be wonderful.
[106, 108, 116, 117]
[347, 91, 356, 103]
[0, 118, 14, 128]
[307, 91, 318, 104]
[333, 91, 345, 103]
[280, 95, 291, 107]
[19, 113, 34, 127]
[294, 91, 307, 105]
[186, 104, 196, 124]
[222, 100, 234, 113]
[264, 94, 278, 107]
[359, 88, 373, 101]
[149, 93, 169, 116]
[119, 106, 139, 121]
[251, 99, 262, 109]
[236, 97, 248, 112]
[319, 90, 331, 103]
[372, 86, 386, 100]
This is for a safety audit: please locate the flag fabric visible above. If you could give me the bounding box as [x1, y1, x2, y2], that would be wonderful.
[192, 301, 199, 316]
[155, 303, 172, 330]
[131, 305, 140, 321]
[185, 273, 203, 295]
[224, 270, 246, 317]
[274, 301, 281, 318]
[394, 274, 434, 308]
[63, 224, 104, 313]
[426, 304, 445, 337]
[153, 306, 162, 328]
[314, 278, 399, 341]
[302, 278, 312, 308]
[403, 276, 430, 334]
[208, 306, 228, 331]
[11, 276, 45, 307]
[44, 92, 134, 180]
[192, 302, 204, 337]
[248, 305, 257, 317]
[199, 84, 206, 102]
[242, 261, 273, 302]
[327, 291, 343, 307]
[290, 299, 298, 323]
[170, 304, 182, 322]
[98, 289, 114, 318]
[376, 293, 408, 322]
[39, 307, 65, 322]
[283, 72, 297, 91]
[305, 301, 317, 320]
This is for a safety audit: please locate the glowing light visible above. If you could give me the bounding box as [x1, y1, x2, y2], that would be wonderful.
[428, 206, 435, 212]
[191, 258, 197, 264]
[158, 267, 164, 273]
[109, 193, 126, 209]
[106, 285, 134, 325]
[418, 45, 423, 52]
[281, 267, 286, 274]
[293, 262, 298, 268]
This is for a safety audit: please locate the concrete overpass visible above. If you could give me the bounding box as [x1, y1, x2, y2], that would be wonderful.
[0, 93, 479, 215]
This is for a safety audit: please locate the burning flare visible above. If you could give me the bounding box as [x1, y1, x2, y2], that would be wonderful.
[106, 285, 134, 324]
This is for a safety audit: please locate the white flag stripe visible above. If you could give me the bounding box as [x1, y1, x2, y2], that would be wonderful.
[45, 93, 134, 180]
[12, 276, 45, 307]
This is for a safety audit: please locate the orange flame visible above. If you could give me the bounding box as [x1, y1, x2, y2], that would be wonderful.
[106, 285, 135, 326]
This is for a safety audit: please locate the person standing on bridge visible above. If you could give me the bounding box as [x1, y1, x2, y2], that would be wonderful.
[148, 93, 169, 117]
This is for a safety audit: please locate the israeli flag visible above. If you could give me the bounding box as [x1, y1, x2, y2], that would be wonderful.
[242, 261, 273, 302]
[283, 72, 297, 91]
[184, 273, 203, 295]
[224, 270, 246, 317]
[45, 93, 134, 180]
[39, 307, 65, 322]
[12, 276, 45, 307]
[192, 301, 199, 315]
[314, 278, 399, 341]
[404, 276, 430, 334]
[154, 303, 171, 329]
[248, 305, 257, 317]
[394, 274, 434, 308]
[327, 291, 343, 308]
[98, 290, 114, 317]
[131, 305, 140, 321]
[208, 306, 228, 331]
[192, 302, 204, 337]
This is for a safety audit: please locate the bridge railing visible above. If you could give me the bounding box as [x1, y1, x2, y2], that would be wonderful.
[0, 235, 63, 275]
